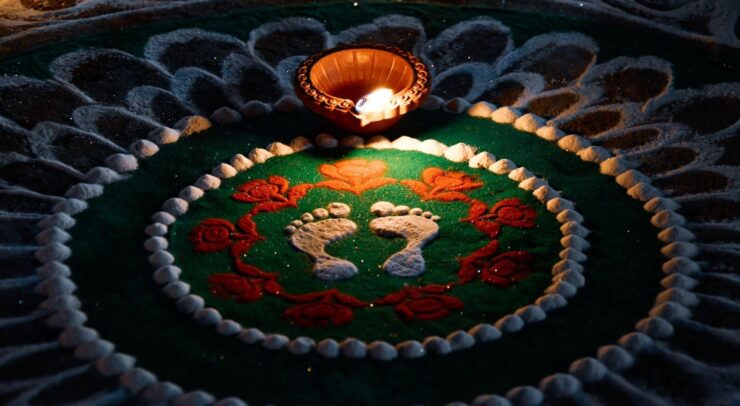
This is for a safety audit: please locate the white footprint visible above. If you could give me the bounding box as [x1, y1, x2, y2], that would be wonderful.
[286, 203, 358, 281]
[369, 201, 440, 278]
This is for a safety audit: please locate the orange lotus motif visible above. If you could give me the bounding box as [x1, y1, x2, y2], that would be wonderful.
[316, 159, 396, 195]
[401, 167, 483, 202]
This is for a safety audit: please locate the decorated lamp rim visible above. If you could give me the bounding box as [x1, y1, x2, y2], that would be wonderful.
[295, 43, 431, 116]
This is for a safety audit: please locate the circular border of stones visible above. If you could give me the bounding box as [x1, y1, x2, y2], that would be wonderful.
[27, 97, 698, 405]
[145, 133, 588, 361]
[460, 101, 699, 405]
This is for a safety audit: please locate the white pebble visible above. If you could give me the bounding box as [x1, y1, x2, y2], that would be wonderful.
[193, 174, 221, 190]
[490, 159, 517, 174]
[176, 295, 204, 314]
[340, 135, 364, 148]
[599, 156, 633, 176]
[366, 135, 392, 149]
[444, 142, 477, 162]
[468, 323, 501, 342]
[467, 101, 496, 118]
[174, 115, 211, 136]
[153, 265, 181, 285]
[539, 373, 581, 398]
[148, 127, 180, 145]
[248, 148, 274, 164]
[316, 339, 340, 358]
[145, 222, 167, 236]
[144, 236, 168, 252]
[416, 139, 447, 156]
[213, 163, 237, 178]
[179, 186, 204, 202]
[262, 334, 290, 350]
[557, 134, 590, 152]
[495, 314, 524, 333]
[287, 337, 315, 355]
[469, 151, 496, 169]
[194, 308, 222, 326]
[514, 305, 546, 323]
[130, 139, 159, 158]
[491, 106, 519, 124]
[96, 353, 135, 376]
[576, 146, 610, 163]
[615, 170, 650, 189]
[290, 136, 313, 151]
[340, 338, 367, 358]
[230, 154, 254, 172]
[597, 345, 633, 371]
[569, 357, 607, 383]
[423, 336, 452, 354]
[446, 330, 475, 351]
[535, 294, 568, 311]
[391, 135, 421, 150]
[238, 328, 265, 345]
[367, 341, 397, 361]
[151, 211, 176, 225]
[105, 153, 138, 172]
[397, 340, 425, 358]
[535, 126, 564, 141]
[508, 167, 533, 182]
[513, 113, 545, 133]
[316, 133, 339, 148]
[266, 142, 294, 156]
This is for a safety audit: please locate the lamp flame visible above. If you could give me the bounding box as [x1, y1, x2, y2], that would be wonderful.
[354, 88, 394, 114]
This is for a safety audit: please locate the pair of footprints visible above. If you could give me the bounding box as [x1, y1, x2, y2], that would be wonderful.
[285, 202, 441, 281]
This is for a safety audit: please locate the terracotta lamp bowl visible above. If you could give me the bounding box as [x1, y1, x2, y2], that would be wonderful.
[295, 44, 430, 134]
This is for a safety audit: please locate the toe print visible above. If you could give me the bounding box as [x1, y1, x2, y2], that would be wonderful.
[369, 202, 440, 278]
[287, 203, 358, 281]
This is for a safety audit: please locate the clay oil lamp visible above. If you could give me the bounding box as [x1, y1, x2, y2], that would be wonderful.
[295, 44, 430, 134]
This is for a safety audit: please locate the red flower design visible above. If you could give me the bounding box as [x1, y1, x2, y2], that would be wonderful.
[484, 198, 536, 228]
[283, 289, 368, 328]
[232, 176, 289, 203]
[375, 284, 464, 322]
[459, 240, 535, 287]
[208, 273, 264, 303]
[189, 218, 259, 254]
[401, 167, 483, 202]
[232, 176, 313, 214]
[317, 159, 396, 194]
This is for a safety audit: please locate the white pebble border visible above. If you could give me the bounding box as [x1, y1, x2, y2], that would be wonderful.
[25, 96, 694, 405]
[453, 101, 698, 403]
[144, 133, 589, 361]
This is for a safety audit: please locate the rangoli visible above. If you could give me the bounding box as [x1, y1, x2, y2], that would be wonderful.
[1, 4, 737, 406]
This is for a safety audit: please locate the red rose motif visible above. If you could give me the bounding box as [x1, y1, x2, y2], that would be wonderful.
[232, 176, 289, 203]
[208, 273, 263, 303]
[375, 284, 464, 322]
[401, 167, 483, 202]
[484, 198, 536, 228]
[284, 302, 354, 327]
[317, 159, 396, 195]
[459, 240, 535, 287]
[282, 288, 367, 328]
[395, 294, 464, 321]
[232, 176, 313, 214]
[190, 218, 258, 254]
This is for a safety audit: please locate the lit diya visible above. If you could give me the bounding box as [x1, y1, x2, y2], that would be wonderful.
[295, 44, 430, 134]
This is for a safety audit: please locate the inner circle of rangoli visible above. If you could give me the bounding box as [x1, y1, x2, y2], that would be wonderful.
[154, 140, 579, 353]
